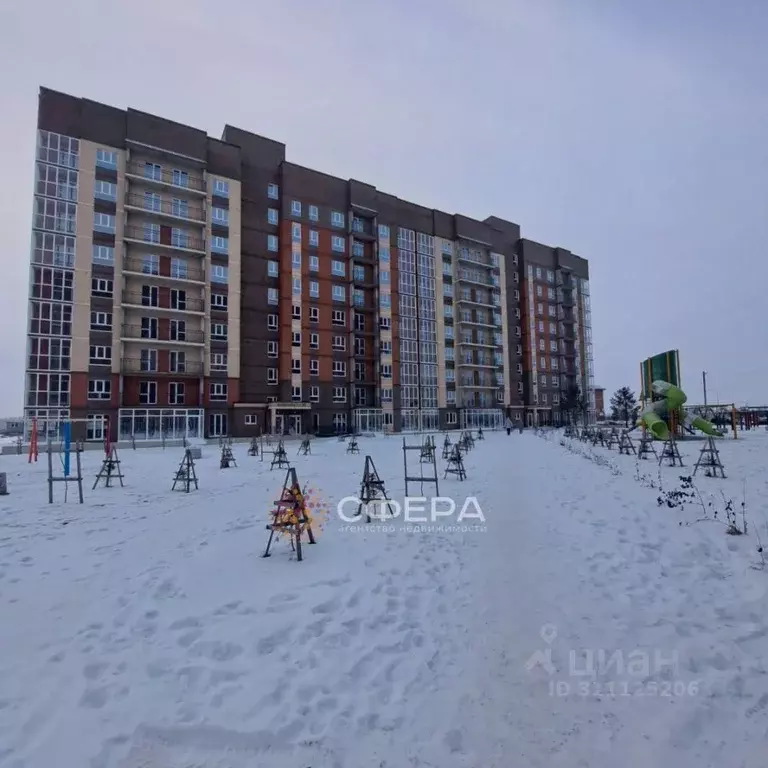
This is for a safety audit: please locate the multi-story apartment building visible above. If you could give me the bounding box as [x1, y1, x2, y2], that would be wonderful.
[24, 87, 592, 441]
[517, 239, 595, 426]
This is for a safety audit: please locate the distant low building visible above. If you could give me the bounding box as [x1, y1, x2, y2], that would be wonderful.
[0, 418, 24, 436]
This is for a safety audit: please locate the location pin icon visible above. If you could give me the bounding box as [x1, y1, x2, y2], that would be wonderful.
[540, 624, 557, 645]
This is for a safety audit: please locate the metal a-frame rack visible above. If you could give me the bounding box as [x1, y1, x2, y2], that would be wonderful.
[93, 445, 124, 489]
[403, 436, 439, 496]
[263, 467, 317, 561]
[356, 455, 394, 523]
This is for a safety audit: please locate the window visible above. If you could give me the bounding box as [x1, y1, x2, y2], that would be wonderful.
[289, 304, 300, 320]
[309, 333, 319, 349]
[308, 204, 319, 221]
[547, 270, 554, 283]
[542, 394, 548, 405]
[169, 382, 185, 405]
[170, 289, 186, 310]
[537, 302, 543, 315]
[380, 246, 390, 262]
[290, 356, 301, 374]
[292, 331, 301, 347]
[292, 386, 302, 402]
[244, 414, 259, 426]
[268, 288, 279, 304]
[332, 285, 345, 302]
[538, 320, 545, 333]
[309, 255, 319, 272]
[267, 183, 279, 199]
[139, 381, 157, 405]
[94, 180, 116, 200]
[535, 267, 542, 280]
[211, 264, 228, 284]
[89, 345, 111, 365]
[211, 208, 229, 225]
[378, 224, 390, 239]
[309, 281, 319, 298]
[91, 277, 113, 297]
[210, 382, 227, 401]
[309, 385, 320, 402]
[267, 314, 278, 330]
[267, 340, 278, 357]
[309, 307, 319, 322]
[539, 339, 545, 351]
[267, 368, 278, 384]
[211, 352, 227, 371]
[172, 198, 189, 218]
[95, 148, 117, 168]
[141, 317, 158, 339]
[292, 250, 301, 268]
[333, 386, 346, 402]
[381, 340, 392, 354]
[172, 169, 189, 188]
[332, 335, 346, 351]
[91, 244, 113, 264]
[380, 294, 391, 308]
[380, 270, 390, 284]
[540, 356, 546, 369]
[88, 379, 111, 400]
[170, 319, 186, 341]
[291, 200, 301, 217]
[381, 364, 392, 378]
[309, 230, 319, 247]
[540, 374, 547, 386]
[268, 260, 279, 278]
[352, 242, 364, 258]
[211, 323, 227, 340]
[143, 222, 160, 243]
[292, 278, 301, 295]
[332, 309, 345, 325]
[331, 211, 345, 228]
[536, 285, 543, 298]
[291, 223, 301, 243]
[268, 208, 278, 225]
[332, 361, 347, 377]
[141, 161, 161, 181]
[331, 260, 345, 276]
[380, 317, 391, 330]
[213, 179, 229, 198]
[211, 293, 228, 310]
[331, 236, 345, 253]
[93, 212, 115, 233]
[171, 228, 190, 249]
[90, 311, 112, 330]
[268, 234, 278, 251]
[141, 349, 159, 372]
[309, 359, 319, 376]
[211, 236, 228, 254]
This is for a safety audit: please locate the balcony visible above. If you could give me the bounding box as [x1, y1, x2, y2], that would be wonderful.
[122, 358, 204, 376]
[121, 291, 205, 313]
[121, 324, 205, 345]
[456, 292, 495, 308]
[125, 162, 206, 194]
[125, 193, 206, 224]
[457, 270, 493, 287]
[556, 271, 574, 289]
[457, 248, 491, 268]
[557, 289, 575, 307]
[350, 219, 376, 241]
[122, 255, 205, 283]
[124, 225, 206, 255]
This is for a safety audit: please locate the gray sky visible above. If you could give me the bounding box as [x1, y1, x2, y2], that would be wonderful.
[2, 0, 767, 413]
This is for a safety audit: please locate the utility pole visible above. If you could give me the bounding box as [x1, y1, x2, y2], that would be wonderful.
[702, 370, 708, 407]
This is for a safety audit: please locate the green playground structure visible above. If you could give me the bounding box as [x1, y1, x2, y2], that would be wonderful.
[638, 380, 721, 439]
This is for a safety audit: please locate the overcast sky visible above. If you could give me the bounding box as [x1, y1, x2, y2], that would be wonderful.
[1, 0, 767, 414]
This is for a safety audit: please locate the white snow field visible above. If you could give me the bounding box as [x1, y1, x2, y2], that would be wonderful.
[1, 429, 768, 767]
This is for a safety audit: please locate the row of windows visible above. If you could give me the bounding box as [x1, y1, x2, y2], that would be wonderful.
[86, 379, 227, 404]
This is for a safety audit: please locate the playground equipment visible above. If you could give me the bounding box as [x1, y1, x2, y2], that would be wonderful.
[638, 380, 721, 439]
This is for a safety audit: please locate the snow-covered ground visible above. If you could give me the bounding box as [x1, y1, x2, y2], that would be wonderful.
[1, 430, 768, 767]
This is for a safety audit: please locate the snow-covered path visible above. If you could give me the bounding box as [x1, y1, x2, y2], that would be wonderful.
[1, 431, 767, 767]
